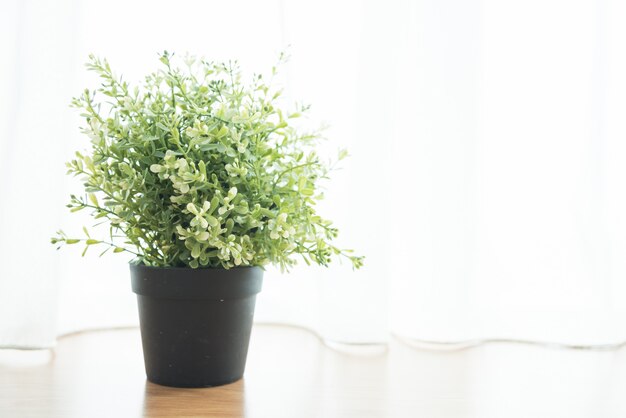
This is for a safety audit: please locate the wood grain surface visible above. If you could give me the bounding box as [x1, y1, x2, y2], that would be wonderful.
[2, 325, 626, 417]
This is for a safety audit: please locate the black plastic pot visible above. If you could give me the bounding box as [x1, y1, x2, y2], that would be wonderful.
[130, 264, 263, 388]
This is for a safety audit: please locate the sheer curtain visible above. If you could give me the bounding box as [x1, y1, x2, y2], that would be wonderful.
[390, 0, 626, 345]
[2, 0, 626, 350]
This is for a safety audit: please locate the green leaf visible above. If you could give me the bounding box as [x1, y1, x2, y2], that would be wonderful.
[209, 196, 220, 215]
[216, 125, 229, 138]
[88, 193, 99, 206]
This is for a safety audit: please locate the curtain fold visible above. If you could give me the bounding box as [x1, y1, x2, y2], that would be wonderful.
[0, 0, 78, 348]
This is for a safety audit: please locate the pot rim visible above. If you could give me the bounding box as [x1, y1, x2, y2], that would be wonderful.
[130, 263, 264, 300]
[129, 262, 264, 271]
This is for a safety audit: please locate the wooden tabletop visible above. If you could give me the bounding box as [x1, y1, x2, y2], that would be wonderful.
[2, 324, 626, 417]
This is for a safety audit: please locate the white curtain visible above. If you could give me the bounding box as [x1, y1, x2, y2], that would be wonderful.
[2, 0, 626, 349]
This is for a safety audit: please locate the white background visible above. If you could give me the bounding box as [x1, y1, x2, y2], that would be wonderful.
[2, 0, 626, 348]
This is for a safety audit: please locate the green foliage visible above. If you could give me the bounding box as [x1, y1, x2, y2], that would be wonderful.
[51, 52, 363, 271]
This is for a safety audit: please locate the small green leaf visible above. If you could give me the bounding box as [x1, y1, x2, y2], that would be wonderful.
[209, 196, 220, 214]
[217, 125, 229, 138]
[88, 193, 99, 207]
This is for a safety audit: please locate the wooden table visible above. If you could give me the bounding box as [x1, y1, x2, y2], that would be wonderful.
[2, 325, 626, 417]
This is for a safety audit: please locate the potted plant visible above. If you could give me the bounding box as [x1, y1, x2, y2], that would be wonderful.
[52, 52, 362, 388]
